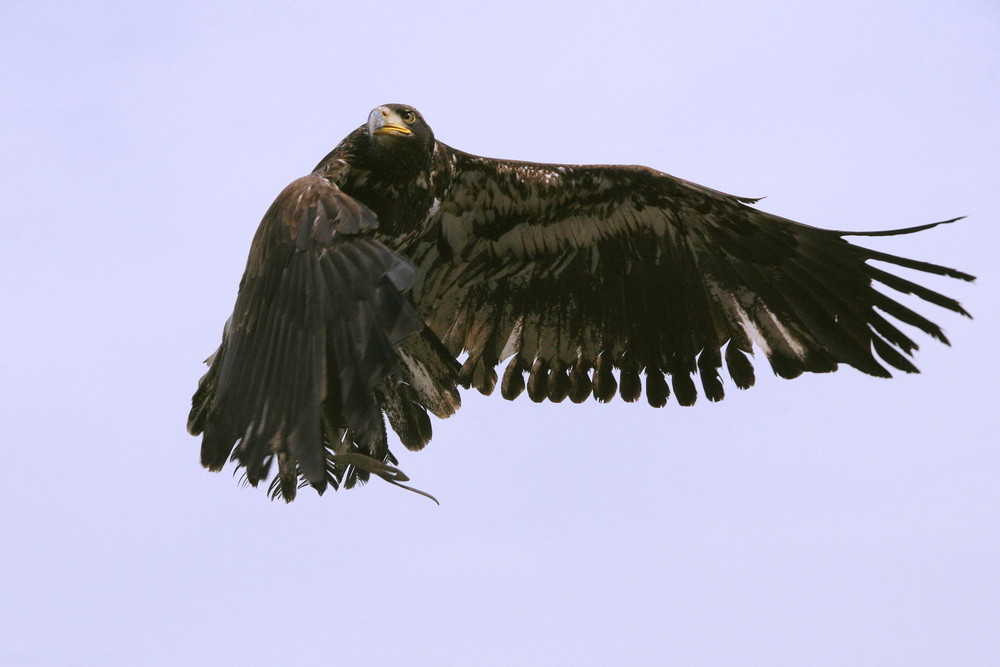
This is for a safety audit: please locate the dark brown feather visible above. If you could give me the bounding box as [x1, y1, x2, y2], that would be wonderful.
[189, 173, 458, 501]
[501, 356, 526, 400]
[569, 358, 592, 404]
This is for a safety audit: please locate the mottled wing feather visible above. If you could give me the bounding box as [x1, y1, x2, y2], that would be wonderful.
[188, 174, 458, 500]
[410, 151, 973, 405]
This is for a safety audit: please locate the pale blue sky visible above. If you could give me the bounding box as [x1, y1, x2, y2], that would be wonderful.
[1, 1, 998, 665]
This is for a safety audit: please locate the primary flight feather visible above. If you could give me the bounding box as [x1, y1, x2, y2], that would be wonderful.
[189, 103, 974, 501]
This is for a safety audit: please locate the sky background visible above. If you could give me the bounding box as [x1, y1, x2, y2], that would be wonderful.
[1, 1, 998, 665]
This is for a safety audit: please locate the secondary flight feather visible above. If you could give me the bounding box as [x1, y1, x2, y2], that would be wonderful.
[189, 103, 974, 501]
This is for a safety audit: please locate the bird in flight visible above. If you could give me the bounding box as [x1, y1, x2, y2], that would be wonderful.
[189, 103, 974, 502]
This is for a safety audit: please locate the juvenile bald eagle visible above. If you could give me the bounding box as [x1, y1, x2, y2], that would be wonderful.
[189, 103, 974, 501]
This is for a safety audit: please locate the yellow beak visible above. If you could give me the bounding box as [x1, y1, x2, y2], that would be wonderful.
[372, 123, 412, 137]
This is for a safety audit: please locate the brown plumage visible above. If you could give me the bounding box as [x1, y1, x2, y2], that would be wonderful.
[190, 103, 974, 501]
[188, 170, 459, 501]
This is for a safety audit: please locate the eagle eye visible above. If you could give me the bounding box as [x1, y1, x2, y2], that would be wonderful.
[400, 110, 416, 124]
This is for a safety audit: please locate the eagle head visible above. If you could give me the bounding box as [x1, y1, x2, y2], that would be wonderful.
[367, 104, 433, 143]
[360, 104, 435, 180]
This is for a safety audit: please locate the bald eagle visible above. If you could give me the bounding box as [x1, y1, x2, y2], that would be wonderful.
[188, 103, 974, 502]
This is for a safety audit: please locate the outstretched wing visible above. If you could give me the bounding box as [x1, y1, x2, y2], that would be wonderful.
[189, 174, 458, 501]
[409, 151, 974, 406]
